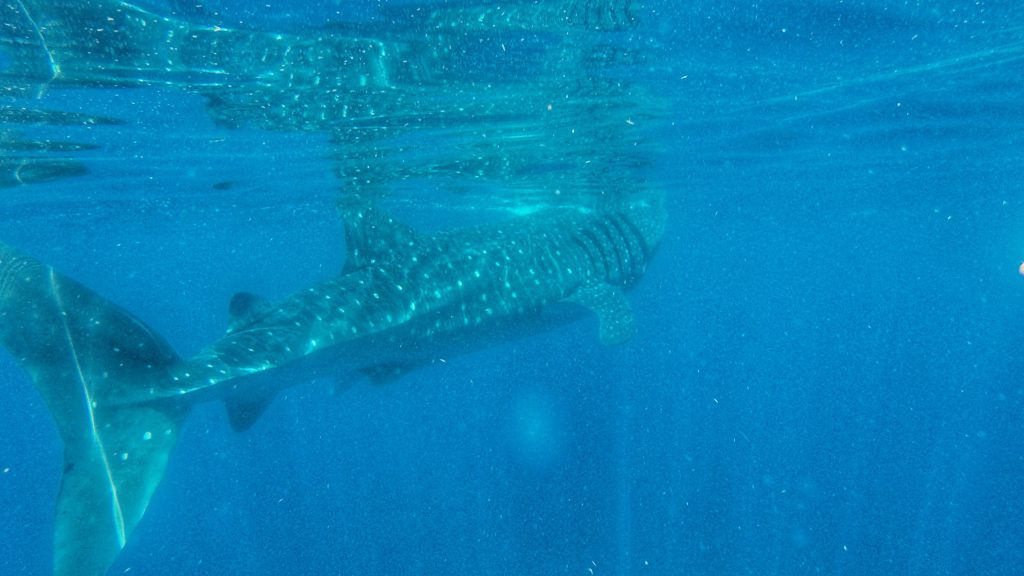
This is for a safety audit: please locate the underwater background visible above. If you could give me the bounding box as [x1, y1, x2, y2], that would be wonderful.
[1, 1, 1023, 574]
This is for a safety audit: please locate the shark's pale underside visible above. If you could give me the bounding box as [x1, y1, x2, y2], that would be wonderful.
[0, 195, 665, 576]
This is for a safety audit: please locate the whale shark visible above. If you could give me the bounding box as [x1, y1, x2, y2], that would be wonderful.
[0, 194, 665, 576]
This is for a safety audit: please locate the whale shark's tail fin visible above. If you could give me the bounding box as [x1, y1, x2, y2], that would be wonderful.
[0, 242, 187, 576]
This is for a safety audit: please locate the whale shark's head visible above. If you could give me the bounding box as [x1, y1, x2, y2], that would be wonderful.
[623, 192, 667, 253]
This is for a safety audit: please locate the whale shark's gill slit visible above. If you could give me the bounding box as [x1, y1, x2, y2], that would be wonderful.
[607, 213, 646, 282]
[578, 229, 611, 280]
[614, 212, 651, 258]
[570, 235, 601, 279]
[594, 218, 626, 284]
[49, 269, 129, 548]
[603, 215, 635, 281]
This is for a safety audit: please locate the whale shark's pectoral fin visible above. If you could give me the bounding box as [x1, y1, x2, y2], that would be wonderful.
[566, 282, 636, 345]
[340, 199, 426, 274]
[227, 291, 274, 334]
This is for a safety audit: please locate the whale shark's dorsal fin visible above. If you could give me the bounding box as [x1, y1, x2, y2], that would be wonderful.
[340, 200, 425, 274]
[223, 293, 279, 431]
[566, 281, 636, 346]
[227, 291, 274, 334]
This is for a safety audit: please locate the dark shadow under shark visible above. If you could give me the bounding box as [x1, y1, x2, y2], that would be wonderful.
[0, 194, 665, 576]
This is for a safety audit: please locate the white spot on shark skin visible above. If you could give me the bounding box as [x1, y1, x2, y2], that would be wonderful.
[120, 453, 129, 461]
[143, 431, 153, 441]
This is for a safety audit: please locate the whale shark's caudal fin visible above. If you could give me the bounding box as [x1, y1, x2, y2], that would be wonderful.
[0, 242, 188, 576]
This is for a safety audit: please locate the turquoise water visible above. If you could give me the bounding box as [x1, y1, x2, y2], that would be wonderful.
[2, 1, 1023, 575]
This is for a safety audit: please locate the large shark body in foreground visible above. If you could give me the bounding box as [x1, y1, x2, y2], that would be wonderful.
[0, 195, 665, 576]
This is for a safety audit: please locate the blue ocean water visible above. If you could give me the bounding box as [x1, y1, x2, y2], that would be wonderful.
[1, 1, 1023, 575]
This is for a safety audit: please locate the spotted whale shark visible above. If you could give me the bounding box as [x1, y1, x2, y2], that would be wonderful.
[0, 195, 664, 576]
